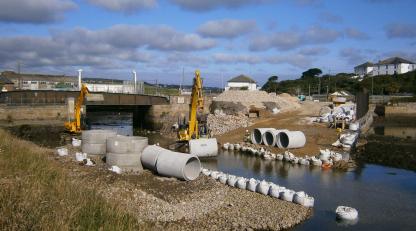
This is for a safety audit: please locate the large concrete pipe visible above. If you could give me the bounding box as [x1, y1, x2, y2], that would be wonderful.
[189, 138, 218, 157]
[82, 130, 117, 143]
[262, 129, 288, 146]
[156, 151, 201, 181]
[107, 135, 148, 154]
[250, 128, 275, 144]
[141, 145, 201, 181]
[277, 131, 306, 149]
[141, 145, 166, 171]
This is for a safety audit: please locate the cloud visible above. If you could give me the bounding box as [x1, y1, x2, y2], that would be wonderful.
[318, 12, 343, 24]
[0, 0, 76, 23]
[265, 54, 312, 68]
[339, 48, 368, 65]
[385, 23, 416, 38]
[298, 47, 329, 56]
[170, 0, 269, 11]
[87, 0, 157, 14]
[0, 24, 216, 70]
[211, 52, 312, 68]
[197, 19, 256, 38]
[249, 26, 341, 51]
[212, 53, 261, 64]
[344, 27, 370, 40]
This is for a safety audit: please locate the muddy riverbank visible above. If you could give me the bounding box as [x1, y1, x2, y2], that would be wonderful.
[0, 128, 311, 230]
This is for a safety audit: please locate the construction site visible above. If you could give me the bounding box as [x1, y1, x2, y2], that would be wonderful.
[3, 65, 416, 231]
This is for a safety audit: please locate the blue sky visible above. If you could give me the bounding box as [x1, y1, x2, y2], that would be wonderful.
[0, 0, 415, 87]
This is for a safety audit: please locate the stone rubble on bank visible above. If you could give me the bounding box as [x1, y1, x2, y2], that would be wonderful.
[207, 110, 253, 136]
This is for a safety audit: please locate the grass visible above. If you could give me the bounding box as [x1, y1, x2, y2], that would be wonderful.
[0, 129, 143, 230]
[144, 85, 179, 96]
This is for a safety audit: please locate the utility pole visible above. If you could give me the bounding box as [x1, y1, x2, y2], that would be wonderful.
[132, 70, 137, 93]
[308, 84, 311, 96]
[221, 72, 224, 91]
[318, 77, 321, 95]
[180, 67, 184, 92]
[78, 69, 83, 90]
[371, 75, 374, 95]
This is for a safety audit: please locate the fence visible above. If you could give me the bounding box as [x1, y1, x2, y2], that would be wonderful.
[369, 95, 413, 104]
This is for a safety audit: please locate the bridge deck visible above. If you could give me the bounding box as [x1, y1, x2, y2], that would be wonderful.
[0, 90, 169, 106]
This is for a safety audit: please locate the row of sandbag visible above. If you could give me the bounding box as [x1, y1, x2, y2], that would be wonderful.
[201, 168, 314, 207]
[250, 128, 306, 149]
[223, 143, 344, 167]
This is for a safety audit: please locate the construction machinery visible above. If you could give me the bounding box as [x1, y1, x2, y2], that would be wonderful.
[176, 70, 218, 157]
[64, 84, 89, 133]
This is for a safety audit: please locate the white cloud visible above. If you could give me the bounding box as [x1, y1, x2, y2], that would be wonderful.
[249, 26, 341, 51]
[198, 19, 256, 38]
[88, 0, 157, 14]
[170, 0, 269, 11]
[0, 0, 76, 23]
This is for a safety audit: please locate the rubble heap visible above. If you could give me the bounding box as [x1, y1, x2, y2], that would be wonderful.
[213, 90, 300, 112]
[207, 110, 252, 136]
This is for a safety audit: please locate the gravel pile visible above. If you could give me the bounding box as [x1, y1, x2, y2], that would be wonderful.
[207, 111, 252, 135]
[214, 90, 300, 112]
[98, 171, 311, 231]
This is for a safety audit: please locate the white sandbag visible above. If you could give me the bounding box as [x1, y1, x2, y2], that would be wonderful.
[246, 178, 258, 192]
[56, 147, 68, 156]
[201, 168, 211, 176]
[72, 138, 82, 147]
[227, 175, 238, 187]
[109, 165, 122, 174]
[336, 206, 358, 221]
[219, 174, 228, 184]
[293, 191, 315, 207]
[223, 143, 229, 150]
[236, 177, 247, 189]
[280, 189, 295, 202]
[256, 180, 270, 195]
[276, 154, 284, 161]
[75, 152, 87, 162]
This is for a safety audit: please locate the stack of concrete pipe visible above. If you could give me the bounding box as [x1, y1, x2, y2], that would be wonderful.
[106, 135, 148, 172]
[82, 130, 117, 156]
[251, 128, 306, 149]
[141, 145, 201, 181]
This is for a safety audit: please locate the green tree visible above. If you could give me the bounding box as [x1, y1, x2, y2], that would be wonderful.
[261, 75, 279, 92]
[301, 68, 322, 79]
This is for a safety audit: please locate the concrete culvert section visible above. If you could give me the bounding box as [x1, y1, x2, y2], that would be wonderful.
[141, 145, 165, 171]
[82, 143, 106, 155]
[82, 130, 117, 143]
[107, 135, 148, 154]
[277, 131, 306, 149]
[142, 145, 201, 181]
[251, 128, 275, 144]
[189, 138, 218, 157]
[262, 129, 288, 146]
[106, 153, 142, 167]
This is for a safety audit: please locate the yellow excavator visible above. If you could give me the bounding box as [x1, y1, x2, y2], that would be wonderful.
[64, 84, 89, 133]
[177, 70, 218, 157]
[178, 70, 205, 141]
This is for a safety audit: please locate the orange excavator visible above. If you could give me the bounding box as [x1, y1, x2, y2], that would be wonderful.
[64, 84, 89, 133]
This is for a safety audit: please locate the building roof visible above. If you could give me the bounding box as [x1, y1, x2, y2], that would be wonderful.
[0, 75, 13, 84]
[227, 74, 256, 83]
[377, 57, 414, 65]
[354, 61, 374, 69]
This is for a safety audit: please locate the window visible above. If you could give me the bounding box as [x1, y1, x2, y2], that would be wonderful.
[385, 65, 388, 69]
[31, 81, 37, 84]
[40, 81, 46, 84]
[22, 81, 28, 84]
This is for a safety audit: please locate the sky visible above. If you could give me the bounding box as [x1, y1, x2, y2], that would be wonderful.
[0, 0, 415, 87]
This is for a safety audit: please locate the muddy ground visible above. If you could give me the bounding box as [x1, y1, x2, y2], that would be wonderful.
[217, 101, 340, 157]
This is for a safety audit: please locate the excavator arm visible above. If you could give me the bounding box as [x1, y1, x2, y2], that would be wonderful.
[65, 84, 89, 133]
[178, 70, 204, 141]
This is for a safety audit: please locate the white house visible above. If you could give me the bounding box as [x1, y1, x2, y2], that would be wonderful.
[225, 74, 257, 91]
[371, 57, 415, 76]
[354, 62, 374, 77]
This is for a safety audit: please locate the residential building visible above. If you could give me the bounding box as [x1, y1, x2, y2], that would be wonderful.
[371, 57, 415, 76]
[225, 74, 257, 91]
[354, 62, 374, 77]
[0, 75, 14, 92]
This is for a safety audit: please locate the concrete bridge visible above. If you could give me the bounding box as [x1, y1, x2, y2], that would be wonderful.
[0, 90, 169, 106]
